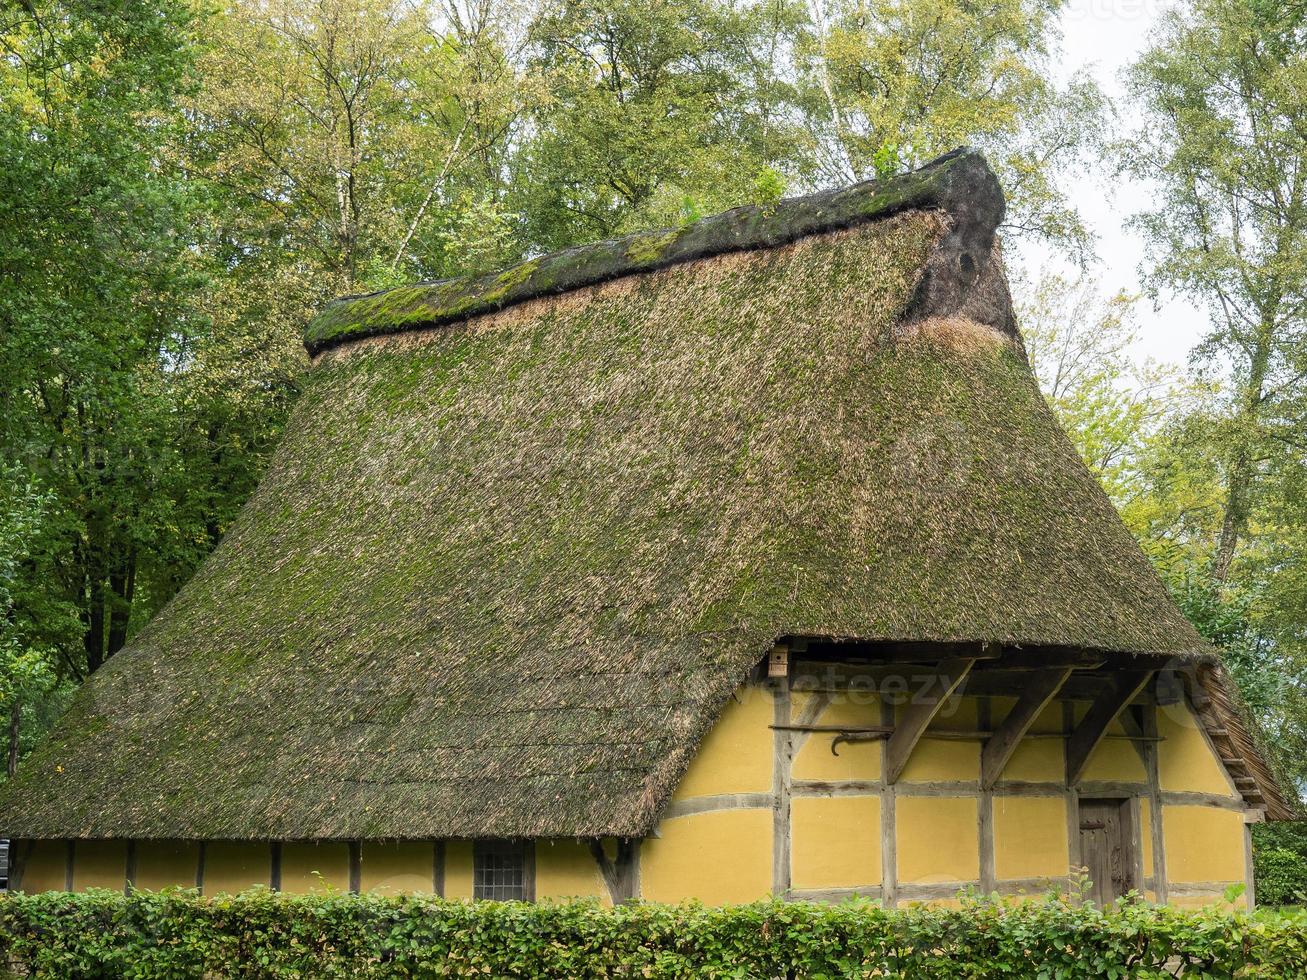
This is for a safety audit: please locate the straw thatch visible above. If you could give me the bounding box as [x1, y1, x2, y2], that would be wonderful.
[0, 150, 1285, 840]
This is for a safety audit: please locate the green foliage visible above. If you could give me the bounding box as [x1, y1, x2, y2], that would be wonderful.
[0, 891, 1303, 979]
[1253, 823, 1307, 907]
[1253, 848, 1307, 909]
[1123, 0, 1307, 793]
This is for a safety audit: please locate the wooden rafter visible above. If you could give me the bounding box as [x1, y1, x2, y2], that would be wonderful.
[980, 667, 1073, 789]
[1066, 670, 1154, 785]
[884, 657, 976, 784]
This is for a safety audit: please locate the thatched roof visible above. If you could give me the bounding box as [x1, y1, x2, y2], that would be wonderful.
[0, 150, 1287, 839]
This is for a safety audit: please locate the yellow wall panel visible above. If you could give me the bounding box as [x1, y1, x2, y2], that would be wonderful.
[17, 841, 68, 892]
[203, 842, 270, 895]
[134, 842, 199, 891]
[72, 841, 126, 892]
[535, 839, 605, 902]
[1158, 704, 1236, 796]
[993, 797, 1067, 880]
[1163, 806, 1245, 884]
[991, 700, 1063, 735]
[790, 795, 880, 889]
[896, 796, 978, 884]
[1001, 740, 1063, 783]
[642, 808, 771, 904]
[897, 699, 979, 782]
[791, 695, 881, 782]
[1169, 893, 1235, 910]
[361, 842, 434, 895]
[899, 740, 979, 782]
[444, 841, 474, 899]
[280, 843, 350, 894]
[1079, 719, 1147, 784]
[672, 687, 773, 800]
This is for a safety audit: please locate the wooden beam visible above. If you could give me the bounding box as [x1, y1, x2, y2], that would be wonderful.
[988, 649, 1104, 671]
[884, 657, 976, 784]
[1066, 671, 1154, 785]
[980, 667, 1073, 789]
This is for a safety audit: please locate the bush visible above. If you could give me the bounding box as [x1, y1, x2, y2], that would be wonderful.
[1254, 847, 1307, 908]
[0, 889, 1304, 979]
[1253, 822, 1307, 908]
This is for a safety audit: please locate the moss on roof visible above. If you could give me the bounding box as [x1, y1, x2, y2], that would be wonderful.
[303, 147, 1005, 355]
[0, 155, 1241, 841]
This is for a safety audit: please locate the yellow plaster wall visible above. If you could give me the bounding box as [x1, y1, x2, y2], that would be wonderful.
[1169, 894, 1233, 910]
[897, 699, 979, 783]
[134, 842, 199, 892]
[444, 841, 474, 899]
[1158, 703, 1236, 796]
[993, 700, 1064, 782]
[203, 842, 270, 895]
[361, 842, 435, 895]
[280, 843, 351, 894]
[1079, 717, 1147, 783]
[535, 839, 606, 902]
[993, 796, 1067, 880]
[896, 796, 978, 884]
[72, 841, 126, 892]
[672, 687, 773, 800]
[1163, 806, 1246, 884]
[790, 795, 880, 889]
[791, 695, 881, 782]
[16, 841, 67, 892]
[642, 809, 771, 904]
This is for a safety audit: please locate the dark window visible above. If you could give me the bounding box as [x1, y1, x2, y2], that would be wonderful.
[473, 841, 533, 901]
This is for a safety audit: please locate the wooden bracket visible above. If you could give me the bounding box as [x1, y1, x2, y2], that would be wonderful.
[980, 666, 1072, 789]
[1066, 670, 1154, 786]
[884, 657, 975, 784]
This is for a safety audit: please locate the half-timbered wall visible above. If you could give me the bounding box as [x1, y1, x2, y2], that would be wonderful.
[10, 672, 1257, 908]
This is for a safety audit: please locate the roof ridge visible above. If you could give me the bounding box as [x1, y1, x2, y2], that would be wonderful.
[303, 146, 1005, 356]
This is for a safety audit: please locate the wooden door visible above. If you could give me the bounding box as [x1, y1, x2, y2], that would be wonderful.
[1078, 798, 1135, 905]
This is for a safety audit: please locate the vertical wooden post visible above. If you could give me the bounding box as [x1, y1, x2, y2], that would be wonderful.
[1143, 704, 1167, 904]
[64, 840, 74, 892]
[977, 697, 996, 895]
[434, 841, 446, 897]
[125, 841, 137, 895]
[1063, 702, 1081, 890]
[269, 842, 282, 892]
[771, 666, 792, 897]
[880, 696, 897, 908]
[349, 842, 361, 894]
[196, 842, 206, 895]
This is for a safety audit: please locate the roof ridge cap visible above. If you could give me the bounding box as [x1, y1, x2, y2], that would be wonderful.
[303, 146, 1005, 356]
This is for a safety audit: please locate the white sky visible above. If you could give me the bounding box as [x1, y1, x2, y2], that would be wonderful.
[1013, 0, 1211, 369]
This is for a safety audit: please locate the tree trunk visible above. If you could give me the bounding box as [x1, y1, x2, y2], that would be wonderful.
[83, 571, 105, 675]
[106, 547, 136, 658]
[1213, 315, 1274, 583]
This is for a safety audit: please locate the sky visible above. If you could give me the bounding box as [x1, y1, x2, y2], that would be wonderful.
[1015, 0, 1211, 369]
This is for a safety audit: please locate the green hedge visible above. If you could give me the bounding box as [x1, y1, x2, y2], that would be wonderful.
[0, 890, 1304, 979]
[1253, 822, 1307, 907]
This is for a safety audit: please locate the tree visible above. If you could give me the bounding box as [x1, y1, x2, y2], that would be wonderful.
[516, 0, 807, 250]
[0, 0, 206, 676]
[1127, 0, 1307, 585]
[1126, 0, 1307, 789]
[795, 0, 1104, 257]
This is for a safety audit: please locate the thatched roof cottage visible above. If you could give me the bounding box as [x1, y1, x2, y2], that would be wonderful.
[0, 149, 1291, 906]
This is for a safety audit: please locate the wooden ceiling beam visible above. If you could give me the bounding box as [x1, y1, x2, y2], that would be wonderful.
[1066, 670, 1155, 786]
[884, 657, 976, 784]
[980, 667, 1073, 790]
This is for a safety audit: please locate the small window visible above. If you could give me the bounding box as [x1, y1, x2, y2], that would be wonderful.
[473, 841, 533, 901]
